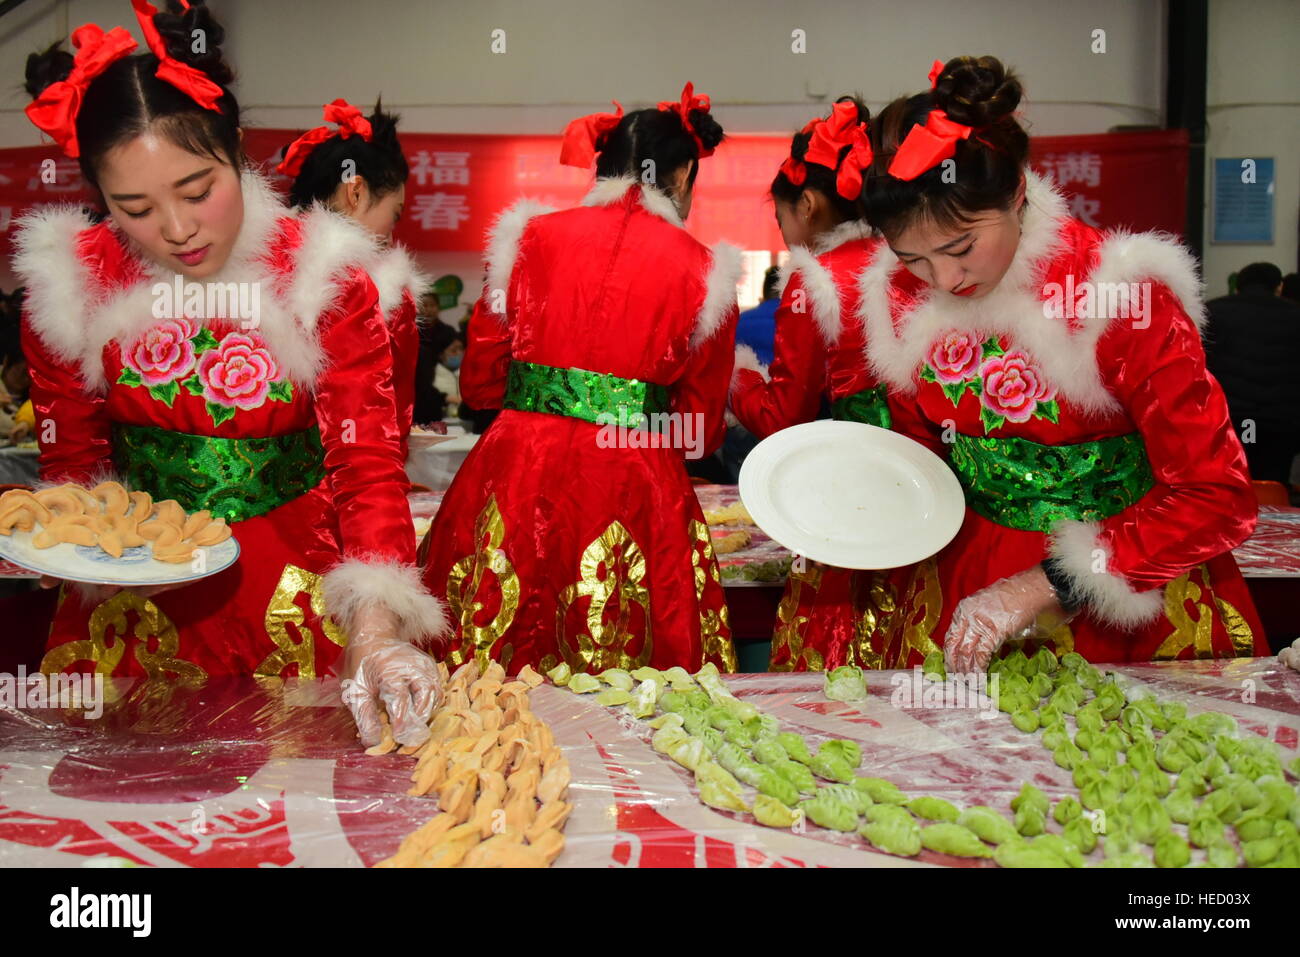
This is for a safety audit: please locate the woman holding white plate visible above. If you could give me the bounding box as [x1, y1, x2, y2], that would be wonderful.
[856, 55, 1267, 672]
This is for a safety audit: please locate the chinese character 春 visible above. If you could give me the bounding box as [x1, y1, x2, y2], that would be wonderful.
[410, 193, 470, 230]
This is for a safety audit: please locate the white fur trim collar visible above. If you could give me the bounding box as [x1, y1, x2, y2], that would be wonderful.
[581, 176, 685, 228]
[812, 219, 875, 256]
[731, 343, 770, 394]
[858, 170, 1208, 415]
[370, 244, 429, 323]
[781, 246, 842, 347]
[483, 199, 556, 317]
[692, 242, 742, 350]
[15, 168, 382, 390]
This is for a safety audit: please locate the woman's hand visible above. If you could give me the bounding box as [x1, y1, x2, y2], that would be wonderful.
[339, 605, 443, 748]
[943, 565, 1074, 676]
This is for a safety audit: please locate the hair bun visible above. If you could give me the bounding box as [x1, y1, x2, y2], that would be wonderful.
[25, 41, 74, 99]
[688, 108, 725, 153]
[933, 55, 1022, 128]
[152, 0, 235, 87]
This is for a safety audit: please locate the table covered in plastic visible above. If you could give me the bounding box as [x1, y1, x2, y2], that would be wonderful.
[1, 659, 1296, 867]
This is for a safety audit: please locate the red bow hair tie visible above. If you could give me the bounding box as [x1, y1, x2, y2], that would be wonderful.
[131, 0, 225, 113]
[276, 99, 376, 178]
[886, 58, 976, 181]
[780, 100, 874, 200]
[559, 101, 624, 168]
[657, 82, 715, 158]
[25, 24, 139, 158]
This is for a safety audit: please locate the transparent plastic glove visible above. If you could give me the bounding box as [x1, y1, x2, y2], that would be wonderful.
[339, 605, 442, 748]
[1279, 638, 1300, 672]
[944, 565, 1074, 677]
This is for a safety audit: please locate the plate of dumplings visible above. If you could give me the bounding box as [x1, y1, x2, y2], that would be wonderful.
[0, 482, 239, 586]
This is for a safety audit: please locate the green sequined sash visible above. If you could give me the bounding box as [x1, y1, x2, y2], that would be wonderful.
[950, 432, 1154, 532]
[503, 360, 671, 427]
[112, 423, 326, 523]
[831, 384, 892, 429]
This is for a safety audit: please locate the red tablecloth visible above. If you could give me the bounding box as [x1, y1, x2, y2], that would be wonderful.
[1, 660, 1296, 867]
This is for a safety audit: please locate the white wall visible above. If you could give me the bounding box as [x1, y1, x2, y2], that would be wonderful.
[1, 0, 1294, 298]
[1203, 0, 1300, 296]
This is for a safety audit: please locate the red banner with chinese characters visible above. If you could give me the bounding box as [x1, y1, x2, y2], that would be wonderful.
[0, 128, 1186, 262]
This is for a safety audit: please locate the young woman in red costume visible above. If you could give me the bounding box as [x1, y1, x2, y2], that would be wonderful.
[281, 99, 426, 460]
[729, 97, 928, 672]
[420, 85, 740, 675]
[854, 56, 1267, 672]
[13, 0, 445, 747]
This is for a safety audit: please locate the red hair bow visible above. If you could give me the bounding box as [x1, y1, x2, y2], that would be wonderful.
[276, 99, 375, 178]
[131, 0, 224, 112]
[25, 24, 139, 158]
[559, 101, 623, 169]
[886, 59, 973, 181]
[657, 82, 715, 158]
[803, 100, 874, 200]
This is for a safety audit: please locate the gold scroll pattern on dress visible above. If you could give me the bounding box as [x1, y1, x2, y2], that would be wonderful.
[768, 560, 825, 672]
[689, 519, 738, 672]
[257, 564, 348, 679]
[556, 520, 652, 673]
[874, 558, 942, 670]
[1152, 564, 1254, 660]
[41, 589, 207, 687]
[850, 570, 895, 671]
[446, 495, 520, 672]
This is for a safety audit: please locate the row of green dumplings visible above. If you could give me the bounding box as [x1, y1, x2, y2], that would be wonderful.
[549, 653, 1300, 867]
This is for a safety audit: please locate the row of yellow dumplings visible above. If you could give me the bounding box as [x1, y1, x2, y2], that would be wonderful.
[374, 660, 572, 868]
[0, 482, 230, 561]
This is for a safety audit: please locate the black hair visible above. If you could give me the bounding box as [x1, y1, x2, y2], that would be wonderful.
[770, 96, 871, 223]
[1282, 273, 1300, 303]
[861, 55, 1029, 239]
[24, 1, 241, 189]
[761, 266, 782, 300]
[593, 105, 724, 199]
[1236, 262, 1283, 294]
[286, 99, 409, 209]
[426, 320, 463, 359]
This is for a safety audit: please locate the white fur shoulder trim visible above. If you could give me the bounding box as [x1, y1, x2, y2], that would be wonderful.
[370, 244, 430, 322]
[692, 242, 742, 351]
[731, 343, 770, 394]
[812, 219, 874, 255]
[322, 557, 450, 647]
[10, 205, 101, 378]
[782, 246, 841, 347]
[1087, 230, 1206, 332]
[582, 176, 685, 228]
[288, 204, 381, 337]
[1048, 520, 1165, 629]
[483, 199, 557, 316]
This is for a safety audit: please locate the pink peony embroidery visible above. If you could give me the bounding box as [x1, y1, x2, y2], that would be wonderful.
[124, 319, 198, 386]
[926, 330, 983, 384]
[195, 332, 282, 410]
[978, 350, 1057, 423]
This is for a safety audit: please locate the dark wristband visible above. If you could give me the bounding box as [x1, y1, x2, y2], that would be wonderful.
[1040, 559, 1085, 615]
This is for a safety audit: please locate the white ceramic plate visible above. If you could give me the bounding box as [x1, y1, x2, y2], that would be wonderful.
[0, 528, 240, 587]
[738, 420, 965, 569]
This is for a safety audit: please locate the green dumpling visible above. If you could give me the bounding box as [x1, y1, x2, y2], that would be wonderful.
[773, 758, 817, 795]
[1053, 796, 1084, 825]
[1062, 815, 1098, 854]
[853, 776, 908, 806]
[922, 650, 946, 682]
[776, 732, 814, 765]
[1029, 834, 1085, 867]
[696, 762, 749, 814]
[752, 794, 801, 829]
[822, 783, 872, 815]
[801, 793, 860, 832]
[860, 812, 921, 857]
[809, 752, 855, 784]
[756, 766, 801, 807]
[1031, 646, 1059, 676]
[567, 673, 601, 694]
[595, 688, 632, 707]
[1130, 794, 1172, 845]
[823, 664, 868, 702]
[546, 662, 572, 687]
[661, 666, 696, 691]
[994, 840, 1069, 868]
[957, 805, 1019, 845]
[1012, 709, 1040, 734]
[908, 796, 960, 823]
[597, 668, 634, 692]
[752, 736, 789, 767]
[1014, 804, 1046, 837]
[1164, 788, 1197, 824]
[1153, 831, 1190, 868]
[818, 739, 863, 769]
[1010, 783, 1050, 817]
[732, 761, 767, 789]
[1188, 811, 1225, 848]
[920, 822, 993, 858]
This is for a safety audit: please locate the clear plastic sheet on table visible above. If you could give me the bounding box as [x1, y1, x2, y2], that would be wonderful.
[1233, 506, 1300, 577]
[693, 484, 792, 587]
[2, 660, 1296, 867]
